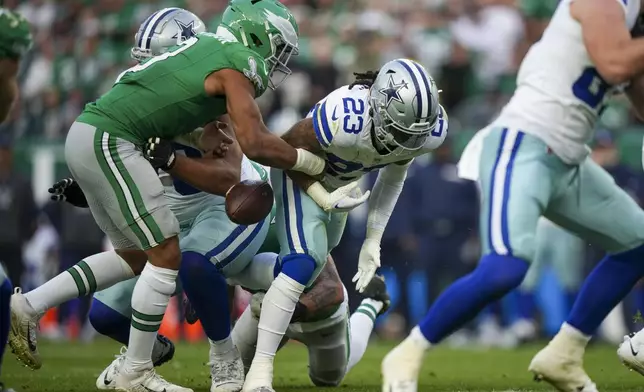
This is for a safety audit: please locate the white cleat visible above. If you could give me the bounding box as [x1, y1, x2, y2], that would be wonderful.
[8, 288, 41, 370]
[381, 340, 425, 392]
[529, 344, 597, 392]
[618, 332, 644, 375]
[209, 348, 245, 392]
[114, 367, 193, 392]
[96, 347, 127, 390]
[242, 360, 274, 392]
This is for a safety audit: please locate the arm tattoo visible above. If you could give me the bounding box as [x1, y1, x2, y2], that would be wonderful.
[281, 117, 323, 154]
[293, 258, 344, 323]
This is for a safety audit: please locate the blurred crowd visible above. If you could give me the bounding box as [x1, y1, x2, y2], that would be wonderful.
[2, 0, 644, 344]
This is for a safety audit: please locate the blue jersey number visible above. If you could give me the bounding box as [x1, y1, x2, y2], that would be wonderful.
[572, 67, 610, 109]
[341, 97, 365, 134]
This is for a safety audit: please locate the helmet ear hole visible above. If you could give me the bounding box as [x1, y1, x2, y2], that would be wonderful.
[249, 33, 263, 48]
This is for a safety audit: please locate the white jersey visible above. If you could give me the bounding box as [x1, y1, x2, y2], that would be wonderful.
[494, 0, 640, 164]
[161, 129, 265, 226]
[308, 85, 448, 190]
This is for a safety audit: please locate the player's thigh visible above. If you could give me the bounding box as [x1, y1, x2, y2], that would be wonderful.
[271, 169, 330, 266]
[478, 127, 558, 262]
[546, 158, 644, 254]
[66, 122, 179, 251]
[93, 277, 139, 318]
[327, 212, 348, 253]
[180, 205, 270, 276]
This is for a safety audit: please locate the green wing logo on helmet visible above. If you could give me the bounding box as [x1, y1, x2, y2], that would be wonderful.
[263, 9, 297, 51]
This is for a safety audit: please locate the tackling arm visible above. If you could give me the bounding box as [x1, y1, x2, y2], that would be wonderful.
[0, 59, 19, 123]
[291, 255, 345, 323]
[572, 0, 644, 85]
[204, 69, 325, 176]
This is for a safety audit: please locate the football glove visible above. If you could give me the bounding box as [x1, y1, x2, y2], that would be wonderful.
[48, 178, 89, 208]
[352, 238, 381, 293]
[307, 181, 371, 212]
[144, 137, 176, 171]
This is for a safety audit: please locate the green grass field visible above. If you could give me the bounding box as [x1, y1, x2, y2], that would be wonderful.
[3, 340, 643, 391]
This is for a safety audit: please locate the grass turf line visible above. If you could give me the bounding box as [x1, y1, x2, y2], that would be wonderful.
[3, 339, 643, 391]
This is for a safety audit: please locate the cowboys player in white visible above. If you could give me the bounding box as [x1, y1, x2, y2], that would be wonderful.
[382, 0, 644, 391]
[243, 59, 447, 392]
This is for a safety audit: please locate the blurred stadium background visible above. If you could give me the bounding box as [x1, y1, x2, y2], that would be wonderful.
[1, 0, 644, 350]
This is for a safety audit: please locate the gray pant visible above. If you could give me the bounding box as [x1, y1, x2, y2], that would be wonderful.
[65, 121, 179, 250]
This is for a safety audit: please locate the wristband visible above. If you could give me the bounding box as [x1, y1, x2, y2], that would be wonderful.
[292, 148, 325, 176]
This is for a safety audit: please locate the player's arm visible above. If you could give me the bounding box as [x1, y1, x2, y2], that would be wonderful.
[204, 69, 324, 176]
[166, 122, 242, 196]
[572, 0, 644, 85]
[0, 58, 19, 123]
[281, 117, 323, 191]
[292, 255, 345, 323]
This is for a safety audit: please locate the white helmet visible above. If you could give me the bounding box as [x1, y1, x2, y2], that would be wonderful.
[131, 8, 206, 63]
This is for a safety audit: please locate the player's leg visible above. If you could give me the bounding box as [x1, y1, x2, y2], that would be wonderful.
[89, 279, 175, 390]
[0, 267, 12, 391]
[529, 158, 644, 390]
[382, 128, 556, 391]
[179, 206, 270, 392]
[9, 123, 150, 370]
[296, 318, 350, 387]
[244, 170, 330, 391]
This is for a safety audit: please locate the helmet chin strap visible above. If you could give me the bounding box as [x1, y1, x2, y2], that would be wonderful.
[369, 123, 395, 156]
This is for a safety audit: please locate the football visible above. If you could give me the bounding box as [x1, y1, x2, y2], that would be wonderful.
[225, 180, 274, 225]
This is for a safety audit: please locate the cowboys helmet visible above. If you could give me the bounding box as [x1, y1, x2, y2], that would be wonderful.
[369, 59, 440, 154]
[219, 0, 299, 89]
[131, 8, 206, 63]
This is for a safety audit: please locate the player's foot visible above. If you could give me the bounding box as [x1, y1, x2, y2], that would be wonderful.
[529, 329, 597, 392]
[381, 337, 425, 392]
[208, 348, 245, 392]
[362, 275, 390, 315]
[9, 288, 41, 370]
[242, 359, 273, 392]
[114, 366, 193, 392]
[152, 334, 175, 367]
[0, 381, 16, 392]
[96, 347, 127, 390]
[183, 296, 199, 325]
[618, 332, 644, 375]
[243, 388, 274, 392]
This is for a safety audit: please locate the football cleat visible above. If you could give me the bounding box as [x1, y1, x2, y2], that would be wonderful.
[152, 334, 175, 367]
[114, 366, 193, 392]
[183, 296, 199, 325]
[96, 347, 126, 390]
[618, 332, 644, 375]
[208, 348, 245, 392]
[361, 274, 390, 316]
[381, 339, 424, 392]
[529, 343, 597, 392]
[8, 287, 41, 370]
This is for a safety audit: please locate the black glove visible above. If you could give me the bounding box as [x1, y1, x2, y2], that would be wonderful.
[48, 178, 89, 208]
[144, 137, 176, 171]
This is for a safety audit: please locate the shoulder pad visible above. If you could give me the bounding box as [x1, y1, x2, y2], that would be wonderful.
[309, 87, 354, 149]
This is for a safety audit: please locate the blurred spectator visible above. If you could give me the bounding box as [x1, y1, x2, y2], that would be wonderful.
[0, 134, 38, 286]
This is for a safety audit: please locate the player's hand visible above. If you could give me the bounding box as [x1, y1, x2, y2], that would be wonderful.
[144, 137, 176, 171]
[202, 121, 234, 158]
[352, 239, 381, 293]
[307, 181, 371, 212]
[48, 178, 89, 208]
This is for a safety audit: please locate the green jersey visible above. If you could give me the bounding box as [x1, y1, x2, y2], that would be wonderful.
[78, 33, 270, 144]
[519, 0, 559, 20]
[0, 8, 32, 59]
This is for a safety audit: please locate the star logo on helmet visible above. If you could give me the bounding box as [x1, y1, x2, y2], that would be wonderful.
[378, 75, 407, 107]
[173, 20, 197, 42]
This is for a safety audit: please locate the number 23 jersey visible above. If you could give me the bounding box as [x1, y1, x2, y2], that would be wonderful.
[307, 85, 448, 190]
[495, 0, 640, 165]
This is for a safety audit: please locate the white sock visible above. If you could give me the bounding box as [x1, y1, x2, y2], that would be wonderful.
[231, 306, 259, 372]
[25, 251, 134, 315]
[209, 336, 235, 360]
[347, 299, 383, 372]
[408, 326, 432, 350]
[550, 322, 591, 358]
[246, 273, 304, 387]
[123, 263, 177, 372]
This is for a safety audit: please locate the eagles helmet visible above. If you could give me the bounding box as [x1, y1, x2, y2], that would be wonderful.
[131, 8, 206, 63]
[0, 8, 32, 60]
[369, 59, 441, 154]
[220, 0, 299, 89]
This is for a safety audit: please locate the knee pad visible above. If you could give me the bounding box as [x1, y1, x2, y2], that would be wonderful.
[309, 369, 344, 387]
[281, 253, 317, 285]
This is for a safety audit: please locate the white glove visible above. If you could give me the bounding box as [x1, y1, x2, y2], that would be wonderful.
[307, 181, 370, 212]
[352, 238, 381, 292]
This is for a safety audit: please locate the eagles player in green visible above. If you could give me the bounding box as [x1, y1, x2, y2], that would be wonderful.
[0, 8, 31, 392]
[8, 1, 323, 392]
